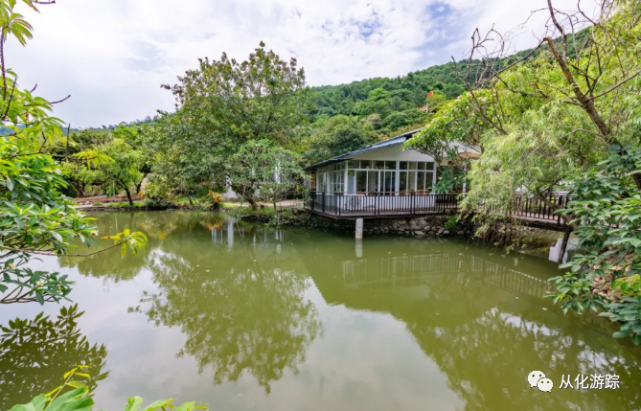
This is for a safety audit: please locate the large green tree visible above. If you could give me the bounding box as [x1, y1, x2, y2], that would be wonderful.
[148, 42, 309, 204]
[408, 0, 641, 220]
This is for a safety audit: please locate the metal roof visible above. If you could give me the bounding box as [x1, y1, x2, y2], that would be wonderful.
[305, 128, 422, 170]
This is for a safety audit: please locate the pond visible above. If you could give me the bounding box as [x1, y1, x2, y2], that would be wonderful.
[1, 211, 640, 411]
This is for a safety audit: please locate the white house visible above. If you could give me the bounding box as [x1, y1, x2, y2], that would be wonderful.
[306, 128, 475, 197]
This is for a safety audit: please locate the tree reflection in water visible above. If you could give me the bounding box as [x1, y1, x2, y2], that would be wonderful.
[303, 242, 641, 411]
[0, 305, 108, 409]
[59, 211, 227, 283]
[135, 221, 321, 393]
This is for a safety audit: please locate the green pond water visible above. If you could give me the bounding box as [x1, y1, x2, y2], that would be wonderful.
[1, 211, 640, 411]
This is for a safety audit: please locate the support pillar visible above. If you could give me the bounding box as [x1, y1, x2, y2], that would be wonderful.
[355, 218, 364, 240]
[559, 226, 573, 264]
[355, 239, 363, 258]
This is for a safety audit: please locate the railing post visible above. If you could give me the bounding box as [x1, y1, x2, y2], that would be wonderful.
[557, 196, 563, 225]
[322, 192, 326, 214]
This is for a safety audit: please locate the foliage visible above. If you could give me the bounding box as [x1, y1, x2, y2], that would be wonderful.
[0, 0, 146, 304]
[548, 145, 641, 343]
[148, 42, 308, 203]
[600, 298, 641, 345]
[58, 125, 153, 203]
[9, 367, 206, 411]
[305, 115, 380, 163]
[444, 216, 458, 230]
[408, 0, 641, 225]
[208, 191, 223, 207]
[309, 62, 472, 124]
[228, 139, 305, 209]
[0, 305, 108, 410]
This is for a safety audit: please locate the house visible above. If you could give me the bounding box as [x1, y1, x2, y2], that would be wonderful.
[304, 129, 478, 219]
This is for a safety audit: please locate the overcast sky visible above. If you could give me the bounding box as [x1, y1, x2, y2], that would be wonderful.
[7, 0, 584, 128]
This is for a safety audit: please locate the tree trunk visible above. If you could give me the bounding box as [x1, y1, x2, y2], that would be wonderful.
[73, 182, 85, 198]
[244, 192, 257, 210]
[124, 187, 134, 206]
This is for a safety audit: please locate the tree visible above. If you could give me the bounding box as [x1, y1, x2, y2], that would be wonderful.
[228, 139, 305, 210]
[408, 0, 641, 343]
[0, 0, 146, 305]
[305, 115, 379, 163]
[149, 42, 309, 203]
[409, 0, 641, 222]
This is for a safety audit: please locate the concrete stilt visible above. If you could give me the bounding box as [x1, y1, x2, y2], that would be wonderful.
[355, 218, 364, 240]
[355, 239, 363, 258]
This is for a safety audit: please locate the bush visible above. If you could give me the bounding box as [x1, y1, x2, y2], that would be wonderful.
[548, 145, 641, 344]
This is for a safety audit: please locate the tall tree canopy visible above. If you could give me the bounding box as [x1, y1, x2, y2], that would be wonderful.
[147, 42, 309, 205]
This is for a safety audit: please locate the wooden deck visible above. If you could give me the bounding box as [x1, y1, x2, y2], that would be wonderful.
[305, 193, 569, 230]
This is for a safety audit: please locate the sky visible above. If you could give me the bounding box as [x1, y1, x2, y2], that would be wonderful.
[7, 0, 586, 128]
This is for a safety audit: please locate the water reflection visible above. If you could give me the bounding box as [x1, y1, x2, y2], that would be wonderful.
[36, 212, 641, 411]
[132, 216, 321, 393]
[0, 305, 108, 409]
[299, 239, 641, 411]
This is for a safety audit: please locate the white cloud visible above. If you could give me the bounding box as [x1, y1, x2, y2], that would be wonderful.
[6, 0, 582, 127]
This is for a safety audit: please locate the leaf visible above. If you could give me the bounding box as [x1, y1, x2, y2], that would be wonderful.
[613, 330, 630, 339]
[174, 402, 196, 411]
[67, 381, 86, 390]
[140, 399, 174, 411]
[46, 388, 88, 411]
[123, 397, 144, 411]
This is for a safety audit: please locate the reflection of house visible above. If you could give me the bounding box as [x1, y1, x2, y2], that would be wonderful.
[304, 129, 479, 218]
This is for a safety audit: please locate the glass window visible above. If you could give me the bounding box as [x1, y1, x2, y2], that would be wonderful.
[347, 173, 355, 193]
[375, 161, 385, 170]
[426, 162, 435, 172]
[356, 171, 367, 193]
[417, 172, 425, 192]
[367, 171, 378, 194]
[384, 172, 396, 194]
[417, 162, 426, 170]
[399, 161, 408, 170]
[408, 172, 417, 193]
[400, 171, 408, 193]
[348, 160, 358, 168]
[409, 162, 418, 170]
[385, 161, 396, 170]
[362, 161, 372, 169]
[426, 172, 434, 189]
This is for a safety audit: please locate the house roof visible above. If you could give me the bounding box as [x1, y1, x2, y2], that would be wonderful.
[305, 128, 422, 171]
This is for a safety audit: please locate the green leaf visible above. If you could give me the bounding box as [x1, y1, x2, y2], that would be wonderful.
[140, 399, 174, 411]
[613, 330, 630, 339]
[123, 397, 144, 411]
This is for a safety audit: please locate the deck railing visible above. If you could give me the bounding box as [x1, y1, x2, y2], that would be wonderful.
[511, 194, 569, 225]
[306, 192, 458, 217]
[306, 191, 570, 225]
